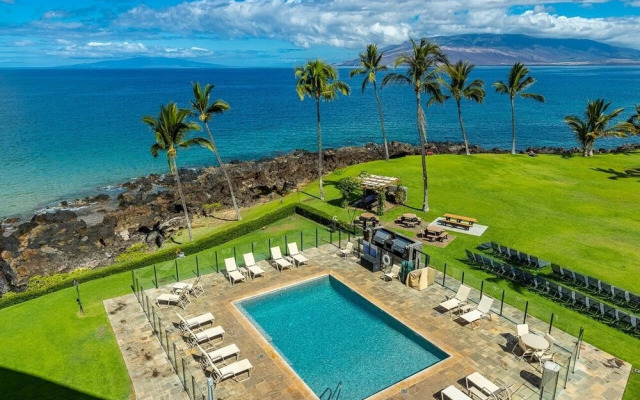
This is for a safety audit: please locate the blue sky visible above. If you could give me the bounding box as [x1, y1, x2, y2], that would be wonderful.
[1, 0, 640, 67]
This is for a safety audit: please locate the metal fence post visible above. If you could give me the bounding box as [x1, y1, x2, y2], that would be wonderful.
[315, 228, 318, 247]
[251, 242, 254, 255]
[173, 343, 178, 370]
[500, 290, 505, 316]
[175, 260, 179, 282]
[131, 270, 135, 291]
[152, 307, 157, 332]
[480, 281, 484, 298]
[233, 246, 237, 260]
[300, 231, 304, 251]
[330, 231, 333, 245]
[215, 251, 219, 273]
[153, 265, 158, 288]
[443, 263, 447, 286]
[268, 238, 271, 257]
[338, 230, 342, 249]
[461, 271, 465, 285]
[196, 255, 200, 277]
[549, 313, 555, 334]
[523, 301, 529, 324]
[208, 377, 215, 400]
[284, 235, 288, 254]
[192, 375, 197, 399]
[181, 357, 186, 387]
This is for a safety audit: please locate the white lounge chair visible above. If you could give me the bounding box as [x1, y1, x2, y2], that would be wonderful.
[340, 242, 354, 257]
[211, 357, 253, 383]
[381, 264, 401, 281]
[172, 276, 204, 298]
[185, 325, 225, 348]
[531, 333, 556, 369]
[465, 372, 513, 400]
[270, 246, 292, 272]
[439, 285, 471, 315]
[287, 242, 308, 266]
[224, 258, 246, 286]
[196, 343, 240, 370]
[243, 253, 265, 278]
[156, 291, 190, 309]
[441, 385, 473, 400]
[460, 296, 494, 329]
[176, 312, 214, 334]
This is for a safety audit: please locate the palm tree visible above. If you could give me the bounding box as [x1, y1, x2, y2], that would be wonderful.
[350, 44, 390, 160]
[628, 105, 640, 134]
[493, 62, 545, 154]
[190, 82, 241, 221]
[295, 60, 350, 200]
[439, 60, 485, 156]
[142, 102, 211, 241]
[564, 99, 631, 157]
[382, 37, 447, 212]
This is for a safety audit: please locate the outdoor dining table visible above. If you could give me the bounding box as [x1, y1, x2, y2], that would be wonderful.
[520, 333, 549, 351]
[360, 212, 378, 221]
[402, 213, 417, 220]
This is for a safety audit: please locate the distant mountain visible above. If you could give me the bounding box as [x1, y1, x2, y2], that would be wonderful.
[60, 57, 225, 69]
[339, 34, 640, 66]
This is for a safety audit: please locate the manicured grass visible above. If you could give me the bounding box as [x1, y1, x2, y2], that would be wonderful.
[0, 214, 329, 400]
[1, 153, 639, 399]
[298, 152, 640, 399]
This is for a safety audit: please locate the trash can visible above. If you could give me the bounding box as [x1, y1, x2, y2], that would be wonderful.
[540, 361, 561, 400]
[400, 260, 414, 284]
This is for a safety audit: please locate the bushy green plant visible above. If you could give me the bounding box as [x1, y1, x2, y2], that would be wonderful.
[394, 185, 407, 205]
[376, 189, 386, 216]
[115, 243, 148, 263]
[202, 202, 222, 216]
[336, 176, 360, 208]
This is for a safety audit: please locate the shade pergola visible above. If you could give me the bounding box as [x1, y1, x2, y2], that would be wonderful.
[360, 174, 400, 191]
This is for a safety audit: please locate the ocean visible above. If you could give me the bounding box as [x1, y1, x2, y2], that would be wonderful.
[0, 66, 639, 218]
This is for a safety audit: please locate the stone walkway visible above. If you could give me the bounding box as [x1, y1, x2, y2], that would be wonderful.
[105, 243, 631, 400]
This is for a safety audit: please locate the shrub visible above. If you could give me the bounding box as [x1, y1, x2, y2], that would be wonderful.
[115, 243, 148, 263]
[394, 185, 407, 205]
[203, 202, 222, 216]
[376, 190, 386, 216]
[336, 176, 360, 208]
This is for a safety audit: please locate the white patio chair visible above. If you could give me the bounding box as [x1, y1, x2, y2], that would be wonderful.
[211, 357, 253, 384]
[196, 343, 240, 370]
[287, 242, 308, 266]
[270, 246, 292, 271]
[156, 291, 190, 309]
[339, 242, 354, 257]
[176, 312, 214, 334]
[460, 296, 494, 329]
[243, 253, 265, 278]
[224, 257, 246, 286]
[439, 285, 471, 315]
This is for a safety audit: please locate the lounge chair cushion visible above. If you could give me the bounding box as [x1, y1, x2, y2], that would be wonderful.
[439, 298, 461, 311]
[466, 372, 500, 395]
[247, 264, 265, 277]
[218, 358, 253, 377]
[461, 310, 484, 324]
[193, 326, 225, 342]
[157, 293, 179, 303]
[292, 253, 308, 264]
[185, 312, 214, 327]
[441, 385, 473, 400]
[228, 270, 245, 283]
[207, 344, 240, 364]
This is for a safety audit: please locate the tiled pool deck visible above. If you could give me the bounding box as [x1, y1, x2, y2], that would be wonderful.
[105, 244, 631, 400]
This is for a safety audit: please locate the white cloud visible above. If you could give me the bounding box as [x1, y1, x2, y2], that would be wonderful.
[112, 0, 640, 49]
[46, 40, 212, 59]
[43, 11, 66, 19]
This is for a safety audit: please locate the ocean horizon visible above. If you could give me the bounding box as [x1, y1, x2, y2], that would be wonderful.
[0, 65, 639, 219]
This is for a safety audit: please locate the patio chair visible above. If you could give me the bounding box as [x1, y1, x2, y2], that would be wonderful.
[465, 249, 476, 264]
[270, 246, 293, 272]
[521, 271, 535, 286]
[176, 312, 214, 334]
[598, 281, 615, 299]
[196, 343, 240, 370]
[537, 258, 550, 269]
[585, 298, 602, 318]
[156, 291, 190, 309]
[465, 372, 513, 400]
[210, 357, 253, 384]
[628, 292, 640, 312]
[570, 291, 587, 311]
[440, 385, 473, 400]
[550, 264, 563, 279]
[381, 264, 401, 282]
[172, 276, 205, 298]
[610, 309, 629, 328]
[287, 242, 308, 266]
[460, 296, 494, 329]
[518, 252, 530, 265]
[598, 303, 618, 324]
[499, 244, 509, 257]
[340, 242, 354, 257]
[491, 242, 502, 255]
[531, 277, 548, 295]
[439, 285, 471, 315]
[242, 253, 265, 278]
[562, 268, 577, 284]
[511, 323, 530, 356]
[531, 333, 556, 370]
[224, 258, 246, 286]
[585, 276, 601, 294]
[185, 324, 225, 348]
[612, 286, 628, 306]
[620, 313, 638, 334]
[573, 272, 589, 289]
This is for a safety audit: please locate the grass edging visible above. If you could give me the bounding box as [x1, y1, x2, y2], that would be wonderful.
[0, 202, 354, 310]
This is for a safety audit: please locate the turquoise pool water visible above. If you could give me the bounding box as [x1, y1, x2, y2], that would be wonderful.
[237, 275, 448, 399]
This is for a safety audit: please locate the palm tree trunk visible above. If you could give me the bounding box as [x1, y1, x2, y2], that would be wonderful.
[316, 96, 324, 200]
[373, 81, 389, 161]
[203, 122, 242, 221]
[510, 97, 516, 155]
[416, 91, 429, 212]
[172, 156, 193, 241]
[457, 99, 470, 156]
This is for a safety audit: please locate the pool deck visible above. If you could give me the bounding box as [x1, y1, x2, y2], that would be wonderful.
[105, 243, 631, 400]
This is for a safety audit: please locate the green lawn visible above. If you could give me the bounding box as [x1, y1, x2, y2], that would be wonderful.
[1, 153, 639, 399]
[0, 214, 329, 400]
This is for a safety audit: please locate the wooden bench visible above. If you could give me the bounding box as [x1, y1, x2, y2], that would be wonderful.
[443, 213, 477, 224]
[440, 219, 472, 230]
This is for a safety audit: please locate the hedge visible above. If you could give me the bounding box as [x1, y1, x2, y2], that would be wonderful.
[0, 203, 354, 309]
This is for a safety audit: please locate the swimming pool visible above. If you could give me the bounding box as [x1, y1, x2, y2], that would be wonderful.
[236, 275, 449, 399]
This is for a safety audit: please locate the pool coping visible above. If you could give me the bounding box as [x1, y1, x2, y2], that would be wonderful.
[227, 271, 461, 400]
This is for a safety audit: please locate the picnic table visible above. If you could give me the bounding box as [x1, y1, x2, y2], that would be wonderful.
[441, 213, 477, 230]
[397, 213, 421, 228]
[360, 212, 378, 221]
[423, 225, 448, 242]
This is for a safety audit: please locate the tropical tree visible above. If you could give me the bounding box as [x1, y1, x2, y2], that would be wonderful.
[190, 82, 241, 221]
[382, 37, 447, 212]
[493, 62, 545, 154]
[564, 99, 632, 157]
[439, 60, 485, 155]
[295, 60, 350, 200]
[350, 44, 390, 160]
[628, 105, 640, 134]
[142, 102, 210, 241]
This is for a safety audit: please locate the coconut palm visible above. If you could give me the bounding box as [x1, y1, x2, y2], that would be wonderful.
[628, 105, 640, 134]
[142, 102, 211, 241]
[350, 44, 390, 160]
[295, 60, 350, 200]
[382, 37, 447, 212]
[439, 60, 485, 156]
[564, 99, 632, 157]
[190, 82, 241, 221]
[493, 62, 545, 154]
